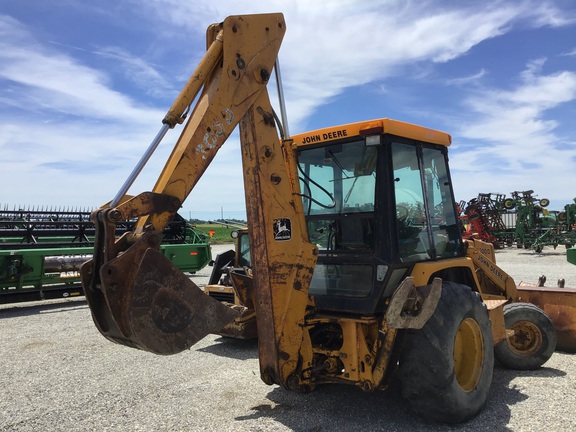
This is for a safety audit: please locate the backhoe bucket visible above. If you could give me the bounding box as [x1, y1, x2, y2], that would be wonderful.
[517, 283, 576, 353]
[81, 236, 239, 355]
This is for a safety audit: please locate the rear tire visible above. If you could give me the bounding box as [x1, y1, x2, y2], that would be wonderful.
[494, 303, 556, 370]
[398, 282, 494, 423]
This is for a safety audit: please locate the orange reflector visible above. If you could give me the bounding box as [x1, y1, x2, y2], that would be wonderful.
[359, 126, 383, 136]
[191, 252, 198, 255]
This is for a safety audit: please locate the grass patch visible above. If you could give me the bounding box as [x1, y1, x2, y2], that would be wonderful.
[194, 224, 242, 244]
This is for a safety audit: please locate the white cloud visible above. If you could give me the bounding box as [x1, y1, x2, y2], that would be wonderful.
[122, 1, 540, 128]
[264, 3, 521, 128]
[525, 0, 576, 27]
[1, 1, 575, 216]
[458, 62, 576, 143]
[0, 16, 163, 124]
[451, 60, 576, 206]
[444, 69, 488, 86]
[91, 46, 178, 99]
[0, 14, 173, 208]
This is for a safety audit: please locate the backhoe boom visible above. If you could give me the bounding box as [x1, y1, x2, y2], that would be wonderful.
[81, 14, 316, 385]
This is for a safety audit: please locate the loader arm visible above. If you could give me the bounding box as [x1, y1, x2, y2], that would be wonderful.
[80, 13, 318, 384]
[466, 238, 518, 299]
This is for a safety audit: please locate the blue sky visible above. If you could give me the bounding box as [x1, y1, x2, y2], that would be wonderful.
[1, 0, 575, 221]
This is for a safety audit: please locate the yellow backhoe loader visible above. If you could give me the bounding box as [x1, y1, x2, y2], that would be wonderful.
[80, 13, 574, 423]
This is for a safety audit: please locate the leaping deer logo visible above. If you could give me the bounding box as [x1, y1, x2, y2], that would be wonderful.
[274, 218, 292, 241]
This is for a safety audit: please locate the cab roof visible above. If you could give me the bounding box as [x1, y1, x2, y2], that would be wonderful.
[292, 118, 452, 148]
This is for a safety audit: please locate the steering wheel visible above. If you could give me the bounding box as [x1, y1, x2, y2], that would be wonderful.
[396, 205, 409, 222]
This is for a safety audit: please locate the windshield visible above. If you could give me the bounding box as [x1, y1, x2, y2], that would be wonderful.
[298, 140, 377, 216]
[298, 140, 377, 298]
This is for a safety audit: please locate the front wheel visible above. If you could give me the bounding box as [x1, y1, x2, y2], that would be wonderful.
[398, 282, 494, 423]
[494, 303, 556, 370]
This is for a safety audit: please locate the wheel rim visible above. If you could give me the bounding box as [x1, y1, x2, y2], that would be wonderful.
[453, 318, 484, 392]
[507, 321, 542, 356]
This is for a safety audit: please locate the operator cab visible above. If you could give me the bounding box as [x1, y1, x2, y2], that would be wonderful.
[294, 119, 464, 314]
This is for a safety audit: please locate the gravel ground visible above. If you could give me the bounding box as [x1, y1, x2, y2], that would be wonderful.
[1, 244, 575, 431]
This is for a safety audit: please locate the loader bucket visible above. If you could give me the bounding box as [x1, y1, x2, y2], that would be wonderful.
[81, 233, 239, 355]
[517, 283, 576, 353]
[211, 269, 258, 339]
[215, 305, 258, 339]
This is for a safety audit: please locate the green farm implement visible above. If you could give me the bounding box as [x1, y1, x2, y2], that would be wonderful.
[562, 199, 576, 265]
[0, 206, 211, 304]
[504, 192, 575, 252]
[462, 191, 576, 254]
[569, 247, 576, 265]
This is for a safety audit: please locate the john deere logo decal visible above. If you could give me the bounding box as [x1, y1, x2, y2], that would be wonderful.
[274, 218, 292, 241]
